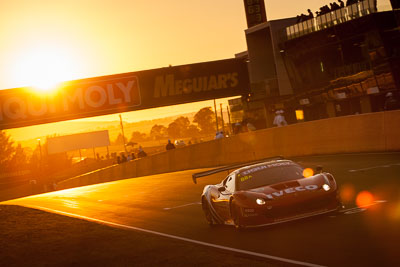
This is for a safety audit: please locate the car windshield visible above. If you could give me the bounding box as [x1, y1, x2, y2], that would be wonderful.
[236, 161, 304, 190]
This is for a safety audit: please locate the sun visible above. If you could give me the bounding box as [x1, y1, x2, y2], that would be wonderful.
[12, 43, 81, 93]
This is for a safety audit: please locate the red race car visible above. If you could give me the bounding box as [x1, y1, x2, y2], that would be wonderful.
[192, 157, 342, 229]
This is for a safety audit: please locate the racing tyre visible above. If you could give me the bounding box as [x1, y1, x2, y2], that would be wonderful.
[202, 198, 216, 226]
[334, 201, 345, 215]
[329, 200, 344, 217]
[230, 201, 244, 230]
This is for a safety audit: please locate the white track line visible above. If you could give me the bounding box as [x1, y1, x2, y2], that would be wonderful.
[348, 163, 400, 172]
[163, 202, 201, 210]
[18, 204, 326, 267]
[339, 200, 387, 214]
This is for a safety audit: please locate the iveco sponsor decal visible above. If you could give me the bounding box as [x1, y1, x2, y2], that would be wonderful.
[153, 73, 239, 98]
[265, 185, 319, 200]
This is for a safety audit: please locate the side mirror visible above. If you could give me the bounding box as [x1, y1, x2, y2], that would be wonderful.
[218, 186, 226, 192]
[316, 166, 323, 173]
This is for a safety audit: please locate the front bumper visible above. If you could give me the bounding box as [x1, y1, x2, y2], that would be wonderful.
[238, 192, 340, 227]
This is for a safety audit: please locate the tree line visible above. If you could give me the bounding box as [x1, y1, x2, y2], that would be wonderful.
[0, 107, 222, 174]
[0, 130, 72, 178]
[112, 107, 221, 144]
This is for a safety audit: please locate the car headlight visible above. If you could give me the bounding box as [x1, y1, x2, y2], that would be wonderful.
[256, 198, 266, 205]
[322, 184, 331, 191]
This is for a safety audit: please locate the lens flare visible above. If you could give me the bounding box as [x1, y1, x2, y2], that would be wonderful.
[340, 184, 355, 204]
[388, 200, 400, 221]
[356, 191, 374, 208]
[303, 168, 314, 178]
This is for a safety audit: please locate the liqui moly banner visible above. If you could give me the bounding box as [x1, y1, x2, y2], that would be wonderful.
[0, 58, 249, 129]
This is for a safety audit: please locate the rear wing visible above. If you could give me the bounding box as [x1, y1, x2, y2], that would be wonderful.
[192, 156, 284, 184]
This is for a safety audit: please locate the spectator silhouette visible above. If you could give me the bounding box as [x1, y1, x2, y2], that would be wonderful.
[307, 9, 314, 18]
[296, 13, 309, 23]
[346, 0, 358, 6]
[320, 5, 331, 15]
[384, 92, 400, 111]
[273, 110, 288, 127]
[166, 139, 176, 150]
[330, 2, 340, 10]
[233, 122, 241, 134]
[137, 146, 147, 158]
[215, 131, 224, 139]
[121, 153, 127, 163]
[247, 121, 257, 131]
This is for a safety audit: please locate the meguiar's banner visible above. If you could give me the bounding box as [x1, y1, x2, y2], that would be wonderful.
[0, 58, 249, 129]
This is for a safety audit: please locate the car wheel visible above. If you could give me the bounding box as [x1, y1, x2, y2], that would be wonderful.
[334, 200, 345, 214]
[230, 201, 244, 230]
[329, 200, 344, 217]
[202, 198, 215, 226]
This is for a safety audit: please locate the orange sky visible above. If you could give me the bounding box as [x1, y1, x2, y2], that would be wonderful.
[0, 0, 339, 89]
[1, 0, 359, 140]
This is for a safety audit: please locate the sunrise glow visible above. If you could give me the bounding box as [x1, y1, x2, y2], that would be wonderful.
[12, 43, 81, 93]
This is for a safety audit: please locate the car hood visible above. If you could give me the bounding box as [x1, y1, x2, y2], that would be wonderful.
[246, 174, 329, 200]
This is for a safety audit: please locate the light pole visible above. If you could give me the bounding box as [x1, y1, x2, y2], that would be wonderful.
[37, 138, 42, 167]
[227, 105, 232, 135]
[220, 103, 225, 134]
[119, 114, 128, 154]
[214, 99, 219, 132]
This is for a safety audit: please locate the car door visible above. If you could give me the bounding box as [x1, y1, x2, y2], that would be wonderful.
[212, 174, 235, 221]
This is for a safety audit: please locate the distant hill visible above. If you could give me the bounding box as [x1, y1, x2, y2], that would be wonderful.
[123, 112, 196, 134]
[5, 112, 198, 149]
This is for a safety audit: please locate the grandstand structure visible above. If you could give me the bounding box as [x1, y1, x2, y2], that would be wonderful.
[242, 0, 400, 125]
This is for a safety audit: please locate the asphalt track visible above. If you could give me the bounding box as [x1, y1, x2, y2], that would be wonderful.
[3, 153, 400, 267]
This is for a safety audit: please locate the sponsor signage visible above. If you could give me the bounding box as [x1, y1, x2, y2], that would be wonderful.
[265, 185, 319, 200]
[299, 98, 310, 105]
[367, 86, 379, 94]
[47, 130, 110, 154]
[243, 0, 267, 28]
[335, 92, 347, 99]
[0, 58, 249, 129]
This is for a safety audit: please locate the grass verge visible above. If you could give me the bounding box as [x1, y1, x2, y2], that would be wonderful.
[0, 205, 280, 267]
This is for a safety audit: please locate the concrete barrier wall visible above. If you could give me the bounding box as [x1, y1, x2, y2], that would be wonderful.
[57, 110, 400, 190]
[384, 110, 400, 150]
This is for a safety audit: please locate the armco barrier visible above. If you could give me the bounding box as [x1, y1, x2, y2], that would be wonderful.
[57, 110, 400, 190]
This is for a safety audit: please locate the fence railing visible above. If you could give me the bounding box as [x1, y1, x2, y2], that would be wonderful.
[286, 0, 378, 40]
